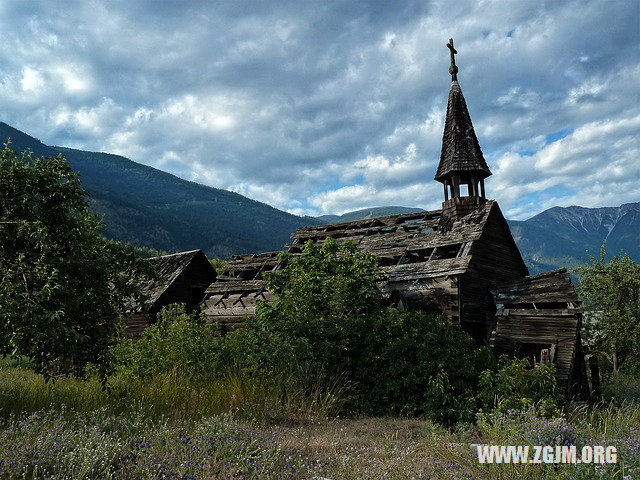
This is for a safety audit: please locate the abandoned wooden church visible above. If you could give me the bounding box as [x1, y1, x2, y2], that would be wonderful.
[141, 40, 589, 398]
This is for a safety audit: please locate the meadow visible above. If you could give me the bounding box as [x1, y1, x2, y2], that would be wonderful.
[1, 358, 639, 480]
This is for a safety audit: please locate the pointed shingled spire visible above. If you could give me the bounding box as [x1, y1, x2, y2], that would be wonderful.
[435, 39, 491, 182]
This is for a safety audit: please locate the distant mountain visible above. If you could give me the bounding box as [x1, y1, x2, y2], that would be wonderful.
[0, 122, 320, 258]
[316, 206, 424, 224]
[509, 203, 640, 274]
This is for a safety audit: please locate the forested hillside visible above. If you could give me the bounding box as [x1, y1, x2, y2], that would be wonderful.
[0, 122, 319, 258]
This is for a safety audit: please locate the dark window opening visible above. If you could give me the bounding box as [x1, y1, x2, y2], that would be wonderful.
[431, 243, 462, 260]
[504, 302, 536, 309]
[378, 256, 398, 267]
[514, 342, 553, 368]
[413, 248, 433, 261]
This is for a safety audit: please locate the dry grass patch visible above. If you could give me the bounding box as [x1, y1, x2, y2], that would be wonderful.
[269, 417, 478, 479]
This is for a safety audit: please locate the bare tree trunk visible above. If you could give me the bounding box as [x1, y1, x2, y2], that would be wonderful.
[613, 351, 619, 374]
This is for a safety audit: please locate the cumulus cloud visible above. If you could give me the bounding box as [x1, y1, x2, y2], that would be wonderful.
[0, 0, 637, 218]
[491, 113, 640, 219]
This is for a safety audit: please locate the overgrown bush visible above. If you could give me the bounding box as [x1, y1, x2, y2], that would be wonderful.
[477, 357, 560, 417]
[354, 308, 493, 423]
[108, 240, 499, 423]
[110, 305, 222, 379]
[233, 239, 493, 423]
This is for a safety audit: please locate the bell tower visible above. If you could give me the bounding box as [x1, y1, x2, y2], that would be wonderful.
[435, 39, 491, 218]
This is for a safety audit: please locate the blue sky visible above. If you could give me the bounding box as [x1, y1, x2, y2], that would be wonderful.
[0, 0, 638, 219]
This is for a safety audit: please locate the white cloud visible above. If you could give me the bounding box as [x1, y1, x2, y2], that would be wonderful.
[52, 64, 92, 94]
[20, 67, 44, 92]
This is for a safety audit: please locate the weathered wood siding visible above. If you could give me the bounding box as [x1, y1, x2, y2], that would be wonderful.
[124, 250, 217, 337]
[122, 313, 150, 339]
[154, 251, 218, 316]
[492, 269, 587, 398]
[202, 279, 275, 331]
[461, 202, 529, 343]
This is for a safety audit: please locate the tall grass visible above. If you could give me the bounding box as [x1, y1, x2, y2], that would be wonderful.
[0, 359, 349, 423]
[2, 356, 640, 479]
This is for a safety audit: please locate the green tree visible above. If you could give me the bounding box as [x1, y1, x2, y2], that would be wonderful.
[0, 144, 154, 379]
[236, 238, 492, 423]
[254, 238, 383, 375]
[576, 245, 640, 374]
[209, 258, 228, 275]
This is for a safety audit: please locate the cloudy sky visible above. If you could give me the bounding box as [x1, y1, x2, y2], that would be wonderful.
[1, 0, 638, 219]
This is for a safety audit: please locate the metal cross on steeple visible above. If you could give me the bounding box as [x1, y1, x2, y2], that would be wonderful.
[447, 38, 458, 81]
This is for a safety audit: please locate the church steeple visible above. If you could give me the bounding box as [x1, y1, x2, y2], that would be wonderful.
[435, 39, 491, 213]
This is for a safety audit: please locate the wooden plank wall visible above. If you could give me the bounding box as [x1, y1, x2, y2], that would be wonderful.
[493, 308, 582, 395]
[202, 279, 275, 331]
[154, 255, 217, 316]
[122, 313, 150, 339]
[461, 204, 529, 343]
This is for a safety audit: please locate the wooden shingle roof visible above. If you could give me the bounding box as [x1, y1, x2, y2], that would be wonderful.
[289, 202, 493, 279]
[492, 268, 580, 305]
[435, 81, 491, 181]
[203, 204, 495, 325]
[141, 249, 203, 306]
[203, 201, 498, 288]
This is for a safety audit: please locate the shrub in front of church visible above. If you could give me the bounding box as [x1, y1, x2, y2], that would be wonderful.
[352, 308, 494, 423]
[477, 357, 560, 417]
[232, 238, 494, 424]
[110, 304, 222, 379]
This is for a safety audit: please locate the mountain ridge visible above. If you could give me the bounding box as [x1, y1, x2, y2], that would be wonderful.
[315, 206, 424, 224]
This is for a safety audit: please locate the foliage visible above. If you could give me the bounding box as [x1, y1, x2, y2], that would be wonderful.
[478, 357, 560, 417]
[601, 373, 640, 403]
[209, 257, 228, 275]
[252, 239, 383, 375]
[0, 144, 154, 379]
[576, 244, 640, 374]
[353, 308, 494, 423]
[102, 306, 348, 421]
[230, 238, 493, 424]
[110, 305, 221, 380]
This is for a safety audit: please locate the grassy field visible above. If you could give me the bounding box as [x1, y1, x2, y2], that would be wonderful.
[1, 360, 639, 479]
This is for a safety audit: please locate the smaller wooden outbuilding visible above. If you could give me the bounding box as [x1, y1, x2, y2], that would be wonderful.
[491, 268, 589, 399]
[123, 249, 217, 337]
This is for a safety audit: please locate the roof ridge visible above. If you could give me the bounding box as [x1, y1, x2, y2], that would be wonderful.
[151, 249, 201, 259]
